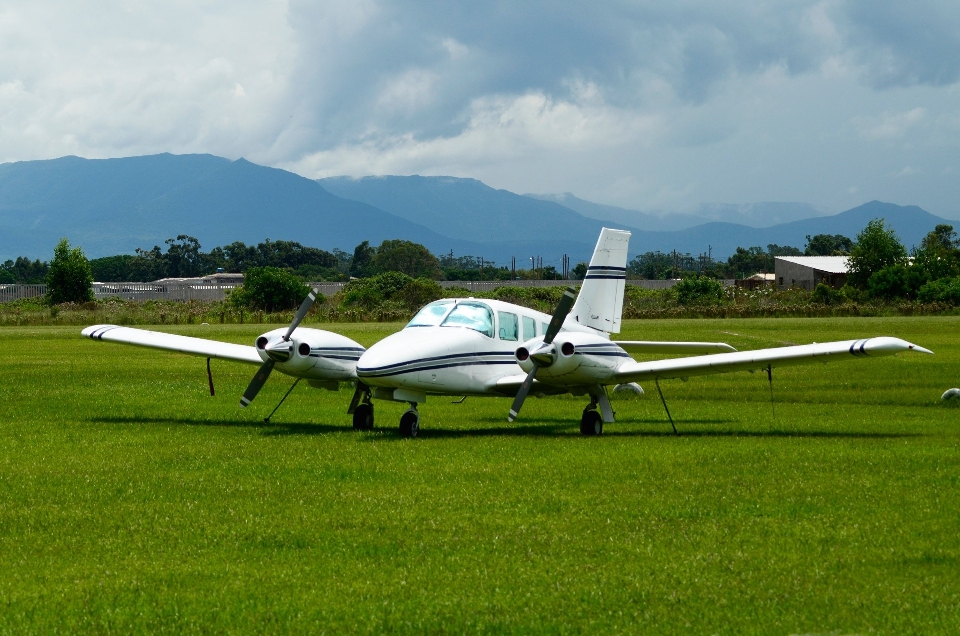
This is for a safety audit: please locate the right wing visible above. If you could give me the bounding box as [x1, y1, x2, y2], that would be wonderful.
[82, 324, 262, 364]
[613, 340, 736, 354]
[613, 337, 931, 384]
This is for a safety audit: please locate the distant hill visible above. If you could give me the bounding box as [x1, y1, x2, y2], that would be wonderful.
[625, 201, 951, 256]
[318, 175, 639, 245]
[1, 154, 951, 266]
[523, 192, 710, 231]
[0, 154, 486, 260]
[693, 202, 831, 227]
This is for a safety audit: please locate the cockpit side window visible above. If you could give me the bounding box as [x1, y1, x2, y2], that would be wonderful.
[440, 302, 494, 338]
[498, 312, 519, 341]
[405, 300, 454, 328]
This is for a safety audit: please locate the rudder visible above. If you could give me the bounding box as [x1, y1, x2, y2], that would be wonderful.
[571, 228, 631, 333]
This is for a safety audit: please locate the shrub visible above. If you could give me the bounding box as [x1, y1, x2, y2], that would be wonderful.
[394, 278, 443, 310]
[810, 283, 844, 305]
[866, 264, 926, 300]
[230, 267, 313, 312]
[917, 277, 960, 304]
[46, 238, 94, 305]
[341, 272, 414, 309]
[675, 276, 724, 306]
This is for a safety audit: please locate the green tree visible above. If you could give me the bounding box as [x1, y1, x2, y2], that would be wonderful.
[371, 240, 443, 279]
[230, 267, 311, 312]
[805, 234, 854, 256]
[46, 238, 94, 304]
[847, 219, 907, 289]
[725, 246, 771, 278]
[89, 254, 139, 282]
[350, 241, 376, 278]
[2, 257, 49, 283]
[913, 224, 960, 282]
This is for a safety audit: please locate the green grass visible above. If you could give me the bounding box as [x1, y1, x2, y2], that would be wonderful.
[1, 317, 958, 634]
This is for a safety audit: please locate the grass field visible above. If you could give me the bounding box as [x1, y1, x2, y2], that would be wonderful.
[1, 316, 958, 634]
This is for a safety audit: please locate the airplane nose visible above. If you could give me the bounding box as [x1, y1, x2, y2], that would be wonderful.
[265, 338, 293, 362]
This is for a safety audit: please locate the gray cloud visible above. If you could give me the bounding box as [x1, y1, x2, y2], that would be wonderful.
[2, 1, 959, 218]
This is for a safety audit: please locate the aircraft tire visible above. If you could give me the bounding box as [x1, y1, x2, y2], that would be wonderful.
[353, 403, 374, 431]
[399, 409, 419, 438]
[580, 410, 602, 436]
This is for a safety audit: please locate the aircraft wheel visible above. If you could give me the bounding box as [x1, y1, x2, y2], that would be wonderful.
[580, 409, 602, 436]
[353, 403, 374, 430]
[399, 408, 420, 438]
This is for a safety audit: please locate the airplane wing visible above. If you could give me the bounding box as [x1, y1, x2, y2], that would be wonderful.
[82, 324, 262, 364]
[613, 340, 736, 354]
[613, 337, 932, 384]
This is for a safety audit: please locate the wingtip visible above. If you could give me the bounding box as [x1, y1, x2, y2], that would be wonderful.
[909, 344, 934, 355]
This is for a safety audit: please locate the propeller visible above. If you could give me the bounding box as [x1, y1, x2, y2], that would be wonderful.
[507, 286, 577, 422]
[239, 287, 319, 408]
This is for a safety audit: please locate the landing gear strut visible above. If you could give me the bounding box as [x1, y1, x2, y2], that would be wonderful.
[399, 404, 420, 438]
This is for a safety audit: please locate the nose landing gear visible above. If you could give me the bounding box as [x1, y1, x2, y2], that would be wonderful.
[399, 405, 420, 438]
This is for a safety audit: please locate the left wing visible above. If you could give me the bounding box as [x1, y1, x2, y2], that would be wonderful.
[613, 337, 931, 384]
[82, 324, 262, 364]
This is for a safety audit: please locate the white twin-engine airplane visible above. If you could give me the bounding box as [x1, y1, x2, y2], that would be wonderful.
[82, 229, 932, 437]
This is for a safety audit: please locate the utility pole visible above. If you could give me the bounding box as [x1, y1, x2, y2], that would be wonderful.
[511, 256, 516, 280]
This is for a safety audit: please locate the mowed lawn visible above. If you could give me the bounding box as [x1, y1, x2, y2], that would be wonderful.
[0, 316, 958, 634]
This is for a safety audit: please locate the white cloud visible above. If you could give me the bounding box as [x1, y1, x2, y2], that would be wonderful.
[854, 107, 926, 140]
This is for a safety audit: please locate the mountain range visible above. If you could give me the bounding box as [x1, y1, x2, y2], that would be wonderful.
[0, 153, 952, 266]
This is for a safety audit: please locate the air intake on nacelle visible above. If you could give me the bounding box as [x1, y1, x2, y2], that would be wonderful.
[571, 228, 631, 333]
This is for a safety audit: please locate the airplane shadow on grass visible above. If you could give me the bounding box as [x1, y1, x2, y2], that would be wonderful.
[89, 415, 922, 441]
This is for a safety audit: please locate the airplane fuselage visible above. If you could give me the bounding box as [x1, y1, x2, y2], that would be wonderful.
[355, 297, 628, 401]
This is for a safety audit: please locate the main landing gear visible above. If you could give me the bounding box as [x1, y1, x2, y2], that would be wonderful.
[352, 401, 374, 431]
[580, 408, 603, 436]
[399, 404, 420, 438]
[349, 383, 375, 431]
[579, 387, 614, 436]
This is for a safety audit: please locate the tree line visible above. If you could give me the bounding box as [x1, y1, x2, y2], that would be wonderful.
[7, 220, 960, 310]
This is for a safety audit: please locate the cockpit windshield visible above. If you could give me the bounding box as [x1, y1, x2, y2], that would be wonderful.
[405, 300, 455, 328]
[440, 302, 494, 338]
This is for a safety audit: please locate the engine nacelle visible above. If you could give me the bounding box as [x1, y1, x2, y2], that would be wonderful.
[255, 327, 365, 381]
[516, 332, 625, 386]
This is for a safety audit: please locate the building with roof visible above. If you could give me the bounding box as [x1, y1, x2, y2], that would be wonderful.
[775, 256, 849, 290]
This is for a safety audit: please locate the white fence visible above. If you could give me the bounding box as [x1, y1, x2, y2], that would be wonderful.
[0, 278, 736, 303]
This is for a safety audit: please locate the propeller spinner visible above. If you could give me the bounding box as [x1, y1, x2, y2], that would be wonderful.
[507, 286, 577, 422]
[239, 288, 319, 408]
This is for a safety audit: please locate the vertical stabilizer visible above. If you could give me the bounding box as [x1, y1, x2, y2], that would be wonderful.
[571, 228, 631, 333]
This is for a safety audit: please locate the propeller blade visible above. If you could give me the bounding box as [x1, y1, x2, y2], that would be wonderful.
[283, 287, 320, 341]
[240, 360, 275, 407]
[507, 367, 538, 422]
[543, 286, 577, 345]
[507, 286, 576, 422]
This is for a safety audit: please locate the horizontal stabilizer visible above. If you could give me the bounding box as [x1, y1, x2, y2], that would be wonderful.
[82, 325, 262, 364]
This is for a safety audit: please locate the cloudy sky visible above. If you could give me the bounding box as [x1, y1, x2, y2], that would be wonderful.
[2, 1, 959, 218]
